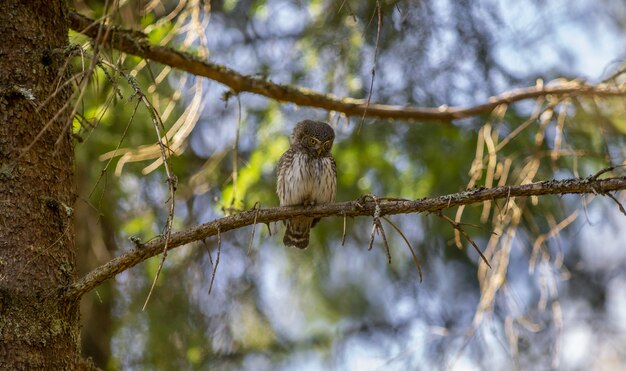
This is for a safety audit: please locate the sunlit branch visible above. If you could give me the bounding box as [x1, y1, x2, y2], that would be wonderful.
[68, 12, 626, 122]
[63, 175, 626, 301]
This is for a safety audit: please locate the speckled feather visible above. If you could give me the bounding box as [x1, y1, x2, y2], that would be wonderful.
[277, 120, 337, 248]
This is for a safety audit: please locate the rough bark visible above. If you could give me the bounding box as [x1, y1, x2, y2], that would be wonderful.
[0, 1, 86, 368]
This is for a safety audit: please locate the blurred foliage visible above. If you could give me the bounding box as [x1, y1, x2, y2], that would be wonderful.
[70, 0, 626, 369]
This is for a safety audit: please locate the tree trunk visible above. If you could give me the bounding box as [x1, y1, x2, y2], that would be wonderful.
[0, 0, 85, 368]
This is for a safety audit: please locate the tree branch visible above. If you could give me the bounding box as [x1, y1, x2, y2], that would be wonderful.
[63, 176, 626, 301]
[68, 12, 626, 122]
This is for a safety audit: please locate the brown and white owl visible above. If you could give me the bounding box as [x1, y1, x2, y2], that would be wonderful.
[277, 120, 337, 248]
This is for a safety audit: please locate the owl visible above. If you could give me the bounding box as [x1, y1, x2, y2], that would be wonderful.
[277, 120, 337, 249]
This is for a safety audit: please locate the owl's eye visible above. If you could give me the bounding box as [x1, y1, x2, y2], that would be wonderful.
[323, 141, 332, 151]
[308, 137, 317, 145]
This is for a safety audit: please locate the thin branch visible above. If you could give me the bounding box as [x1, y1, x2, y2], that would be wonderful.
[247, 202, 261, 254]
[357, 0, 382, 132]
[364, 194, 392, 263]
[382, 216, 423, 282]
[230, 95, 243, 207]
[124, 76, 177, 311]
[368, 218, 391, 264]
[438, 212, 492, 268]
[589, 165, 625, 181]
[89, 96, 140, 199]
[68, 12, 626, 122]
[62, 175, 626, 301]
[208, 227, 221, 295]
[341, 212, 347, 246]
[605, 192, 626, 217]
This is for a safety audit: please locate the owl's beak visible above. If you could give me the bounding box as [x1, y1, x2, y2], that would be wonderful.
[317, 147, 323, 156]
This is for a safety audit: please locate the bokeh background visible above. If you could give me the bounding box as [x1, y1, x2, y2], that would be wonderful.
[71, 0, 626, 369]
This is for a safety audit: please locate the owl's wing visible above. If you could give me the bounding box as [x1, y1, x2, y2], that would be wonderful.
[329, 156, 337, 202]
[276, 148, 294, 206]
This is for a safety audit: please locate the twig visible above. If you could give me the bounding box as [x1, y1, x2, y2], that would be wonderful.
[208, 227, 221, 295]
[230, 96, 242, 207]
[202, 238, 213, 266]
[265, 223, 272, 236]
[605, 192, 626, 217]
[588, 165, 625, 181]
[438, 212, 492, 269]
[337, 0, 357, 22]
[341, 212, 347, 246]
[21, 17, 109, 156]
[367, 219, 391, 264]
[602, 65, 626, 83]
[89, 96, 140, 199]
[382, 216, 423, 282]
[364, 194, 392, 264]
[367, 223, 376, 250]
[113, 73, 178, 311]
[378, 220, 392, 265]
[247, 202, 261, 254]
[357, 0, 382, 133]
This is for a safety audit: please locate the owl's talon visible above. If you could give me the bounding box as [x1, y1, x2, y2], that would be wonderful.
[356, 193, 378, 209]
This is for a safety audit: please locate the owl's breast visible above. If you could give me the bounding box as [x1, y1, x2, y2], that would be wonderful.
[278, 152, 336, 206]
[278, 152, 314, 206]
[311, 157, 336, 204]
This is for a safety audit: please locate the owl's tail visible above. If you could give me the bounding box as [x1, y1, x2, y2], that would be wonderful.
[283, 217, 312, 249]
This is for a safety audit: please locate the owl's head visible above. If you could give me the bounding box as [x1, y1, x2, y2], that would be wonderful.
[291, 120, 335, 157]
